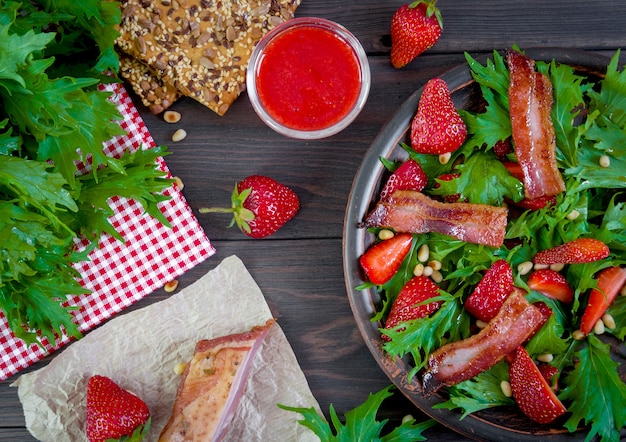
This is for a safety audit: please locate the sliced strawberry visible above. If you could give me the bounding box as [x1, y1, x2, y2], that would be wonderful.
[379, 158, 428, 201]
[533, 238, 610, 265]
[86, 375, 150, 442]
[509, 346, 567, 424]
[532, 301, 554, 322]
[410, 78, 467, 155]
[538, 364, 559, 391]
[464, 260, 514, 322]
[384, 275, 442, 337]
[527, 269, 574, 303]
[502, 161, 556, 210]
[579, 266, 626, 335]
[359, 233, 413, 285]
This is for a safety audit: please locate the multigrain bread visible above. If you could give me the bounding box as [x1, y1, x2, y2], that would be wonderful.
[116, 0, 301, 115]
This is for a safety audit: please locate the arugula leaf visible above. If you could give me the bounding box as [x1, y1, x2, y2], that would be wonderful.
[606, 296, 626, 340]
[560, 335, 626, 442]
[278, 385, 437, 442]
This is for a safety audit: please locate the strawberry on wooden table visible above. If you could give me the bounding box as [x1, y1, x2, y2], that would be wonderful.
[410, 78, 467, 155]
[86, 375, 151, 442]
[464, 259, 514, 322]
[384, 275, 442, 337]
[579, 266, 626, 335]
[390, 0, 442, 68]
[527, 269, 574, 303]
[533, 238, 610, 265]
[379, 158, 428, 201]
[508, 346, 567, 424]
[359, 233, 413, 285]
[200, 175, 299, 238]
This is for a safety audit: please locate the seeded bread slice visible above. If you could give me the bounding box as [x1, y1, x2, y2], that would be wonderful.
[116, 0, 300, 116]
[119, 52, 181, 114]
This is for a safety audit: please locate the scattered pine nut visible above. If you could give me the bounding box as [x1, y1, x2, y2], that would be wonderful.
[377, 229, 395, 241]
[417, 244, 430, 262]
[163, 110, 182, 123]
[566, 209, 580, 220]
[518, 261, 533, 275]
[572, 329, 586, 340]
[401, 414, 415, 424]
[172, 176, 184, 190]
[422, 265, 434, 277]
[534, 263, 550, 270]
[602, 313, 616, 330]
[428, 260, 442, 271]
[174, 362, 187, 375]
[598, 154, 611, 168]
[164, 280, 179, 293]
[439, 152, 451, 164]
[621, 283, 626, 296]
[171, 128, 187, 142]
[593, 318, 605, 335]
[476, 319, 488, 329]
[431, 269, 443, 283]
[500, 380, 513, 398]
[413, 263, 425, 277]
[537, 353, 554, 363]
[549, 263, 565, 272]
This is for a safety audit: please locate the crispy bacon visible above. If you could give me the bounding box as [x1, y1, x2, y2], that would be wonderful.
[421, 289, 545, 395]
[507, 50, 565, 199]
[361, 190, 508, 247]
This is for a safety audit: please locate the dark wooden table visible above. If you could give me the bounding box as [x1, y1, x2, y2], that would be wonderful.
[1, 0, 625, 440]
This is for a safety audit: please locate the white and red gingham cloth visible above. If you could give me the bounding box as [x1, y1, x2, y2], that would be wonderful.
[0, 83, 215, 381]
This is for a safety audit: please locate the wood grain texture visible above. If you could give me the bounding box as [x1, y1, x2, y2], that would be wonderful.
[1, 0, 624, 439]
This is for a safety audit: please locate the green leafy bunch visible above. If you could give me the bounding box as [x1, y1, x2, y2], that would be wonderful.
[0, 1, 173, 346]
[368, 49, 626, 441]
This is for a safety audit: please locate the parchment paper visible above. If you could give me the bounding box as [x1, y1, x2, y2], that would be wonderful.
[14, 255, 320, 441]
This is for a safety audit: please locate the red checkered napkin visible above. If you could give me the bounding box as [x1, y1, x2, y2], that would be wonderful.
[0, 83, 215, 381]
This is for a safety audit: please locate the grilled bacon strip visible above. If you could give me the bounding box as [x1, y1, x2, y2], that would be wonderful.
[421, 289, 545, 395]
[362, 190, 508, 247]
[507, 50, 565, 199]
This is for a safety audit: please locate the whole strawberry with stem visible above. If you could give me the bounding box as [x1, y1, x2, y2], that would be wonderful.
[86, 375, 151, 442]
[200, 175, 299, 238]
[390, 0, 443, 68]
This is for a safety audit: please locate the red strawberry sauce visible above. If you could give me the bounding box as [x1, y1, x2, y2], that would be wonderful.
[254, 25, 362, 131]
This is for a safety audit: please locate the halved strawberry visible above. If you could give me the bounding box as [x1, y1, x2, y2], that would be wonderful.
[86, 375, 151, 442]
[464, 260, 514, 322]
[359, 233, 413, 285]
[379, 158, 428, 201]
[527, 269, 574, 303]
[579, 266, 626, 335]
[509, 346, 567, 424]
[538, 364, 559, 391]
[384, 275, 442, 338]
[533, 238, 610, 265]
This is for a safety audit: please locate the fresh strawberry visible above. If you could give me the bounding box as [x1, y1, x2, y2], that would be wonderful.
[200, 175, 299, 238]
[390, 1, 442, 69]
[359, 233, 413, 285]
[532, 301, 554, 322]
[433, 173, 462, 203]
[410, 78, 467, 154]
[464, 260, 514, 322]
[384, 275, 442, 337]
[509, 346, 567, 424]
[538, 364, 559, 391]
[86, 375, 151, 442]
[502, 161, 556, 210]
[579, 266, 626, 335]
[527, 269, 574, 303]
[379, 158, 428, 201]
[533, 238, 610, 265]
[493, 138, 513, 160]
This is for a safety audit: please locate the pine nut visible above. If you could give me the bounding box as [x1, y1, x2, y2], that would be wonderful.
[172, 176, 184, 190]
[593, 318, 605, 335]
[598, 155, 611, 168]
[500, 380, 513, 397]
[534, 263, 550, 270]
[164, 280, 179, 292]
[428, 260, 442, 271]
[572, 329, 586, 340]
[549, 263, 565, 272]
[621, 283, 626, 296]
[174, 362, 187, 375]
[401, 414, 414, 424]
[518, 261, 533, 275]
[537, 353, 554, 363]
[476, 319, 488, 329]
[413, 263, 425, 277]
[602, 313, 616, 330]
[163, 110, 181, 123]
[423, 265, 433, 277]
[566, 209, 580, 220]
[439, 152, 452, 165]
[417, 244, 430, 262]
[171, 128, 187, 142]
[431, 269, 443, 283]
[377, 229, 395, 241]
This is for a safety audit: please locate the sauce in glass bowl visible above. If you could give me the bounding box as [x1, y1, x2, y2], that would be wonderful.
[247, 17, 370, 139]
